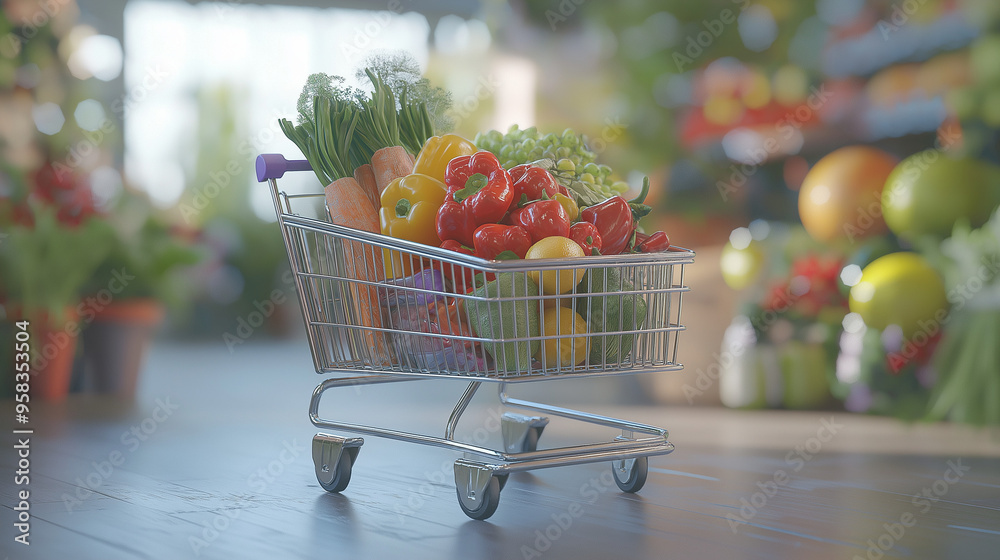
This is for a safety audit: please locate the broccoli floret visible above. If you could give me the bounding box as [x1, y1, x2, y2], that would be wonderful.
[355, 52, 454, 134]
[296, 73, 364, 125]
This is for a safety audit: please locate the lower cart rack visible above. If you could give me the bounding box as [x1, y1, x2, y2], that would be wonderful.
[257, 153, 695, 520]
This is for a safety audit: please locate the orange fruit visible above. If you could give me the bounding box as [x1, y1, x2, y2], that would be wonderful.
[798, 146, 898, 243]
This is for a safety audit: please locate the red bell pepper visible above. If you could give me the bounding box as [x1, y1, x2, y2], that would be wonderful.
[633, 231, 671, 253]
[472, 224, 532, 261]
[506, 199, 570, 244]
[507, 163, 567, 211]
[579, 178, 652, 255]
[436, 151, 513, 247]
[569, 222, 602, 255]
[438, 224, 531, 292]
[438, 240, 477, 293]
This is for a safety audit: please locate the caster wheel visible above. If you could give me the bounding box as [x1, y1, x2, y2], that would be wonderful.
[457, 475, 502, 520]
[522, 427, 541, 453]
[313, 434, 362, 494]
[318, 449, 353, 493]
[495, 428, 537, 494]
[501, 413, 548, 454]
[612, 456, 648, 493]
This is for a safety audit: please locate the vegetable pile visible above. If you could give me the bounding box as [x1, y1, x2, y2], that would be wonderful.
[280, 55, 676, 372]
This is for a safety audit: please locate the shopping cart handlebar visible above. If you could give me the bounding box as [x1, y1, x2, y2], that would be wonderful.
[256, 153, 311, 182]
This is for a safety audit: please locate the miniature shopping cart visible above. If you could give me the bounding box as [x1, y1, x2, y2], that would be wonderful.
[256, 154, 695, 520]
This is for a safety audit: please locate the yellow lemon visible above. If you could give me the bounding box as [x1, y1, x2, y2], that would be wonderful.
[525, 236, 587, 295]
[536, 305, 589, 368]
[849, 252, 948, 338]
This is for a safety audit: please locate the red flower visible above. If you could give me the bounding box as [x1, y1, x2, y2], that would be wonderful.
[762, 281, 794, 313]
[26, 162, 99, 228]
[33, 163, 77, 193]
[885, 331, 943, 374]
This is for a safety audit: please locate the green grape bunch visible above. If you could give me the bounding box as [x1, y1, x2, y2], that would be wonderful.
[474, 125, 629, 207]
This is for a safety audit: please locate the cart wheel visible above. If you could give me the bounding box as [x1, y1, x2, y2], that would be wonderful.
[612, 456, 648, 493]
[318, 450, 353, 493]
[313, 434, 362, 494]
[457, 475, 502, 520]
[496, 473, 509, 491]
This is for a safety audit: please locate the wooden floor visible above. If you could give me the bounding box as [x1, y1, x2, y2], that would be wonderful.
[3, 339, 999, 560]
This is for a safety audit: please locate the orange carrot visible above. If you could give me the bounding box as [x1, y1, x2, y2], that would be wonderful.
[370, 146, 414, 194]
[324, 177, 387, 364]
[353, 164, 380, 210]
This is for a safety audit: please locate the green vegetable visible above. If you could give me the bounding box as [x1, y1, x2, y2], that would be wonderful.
[295, 73, 365, 127]
[474, 125, 629, 208]
[466, 273, 541, 372]
[923, 207, 1000, 426]
[576, 267, 648, 365]
[356, 52, 454, 135]
[280, 53, 443, 185]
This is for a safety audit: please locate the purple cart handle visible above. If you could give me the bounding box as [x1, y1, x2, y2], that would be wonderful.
[256, 153, 312, 182]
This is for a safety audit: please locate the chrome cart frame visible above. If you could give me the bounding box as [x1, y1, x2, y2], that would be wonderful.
[256, 154, 695, 520]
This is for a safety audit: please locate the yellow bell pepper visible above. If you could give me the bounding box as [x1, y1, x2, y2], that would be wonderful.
[380, 173, 448, 278]
[412, 134, 477, 183]
[553, 193, 579, 222]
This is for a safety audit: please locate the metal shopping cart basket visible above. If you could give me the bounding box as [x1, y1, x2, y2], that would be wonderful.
[256, 153, 695, 520]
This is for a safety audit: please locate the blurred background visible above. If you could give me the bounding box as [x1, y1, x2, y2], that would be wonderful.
[2, 0, 1000, 426]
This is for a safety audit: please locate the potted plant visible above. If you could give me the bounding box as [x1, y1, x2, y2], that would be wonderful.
[79, 192, 201, 398]
[1, 164, 114, 401]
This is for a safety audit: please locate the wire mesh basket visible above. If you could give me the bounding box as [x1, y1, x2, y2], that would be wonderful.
[274, 189, 692, 382]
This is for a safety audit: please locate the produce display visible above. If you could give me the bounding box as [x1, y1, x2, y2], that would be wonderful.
[723, 136, 1000, 423]
[279, 57, 677, 373]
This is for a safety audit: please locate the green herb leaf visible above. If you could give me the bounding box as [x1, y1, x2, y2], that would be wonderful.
[495, 250, 520, 261]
